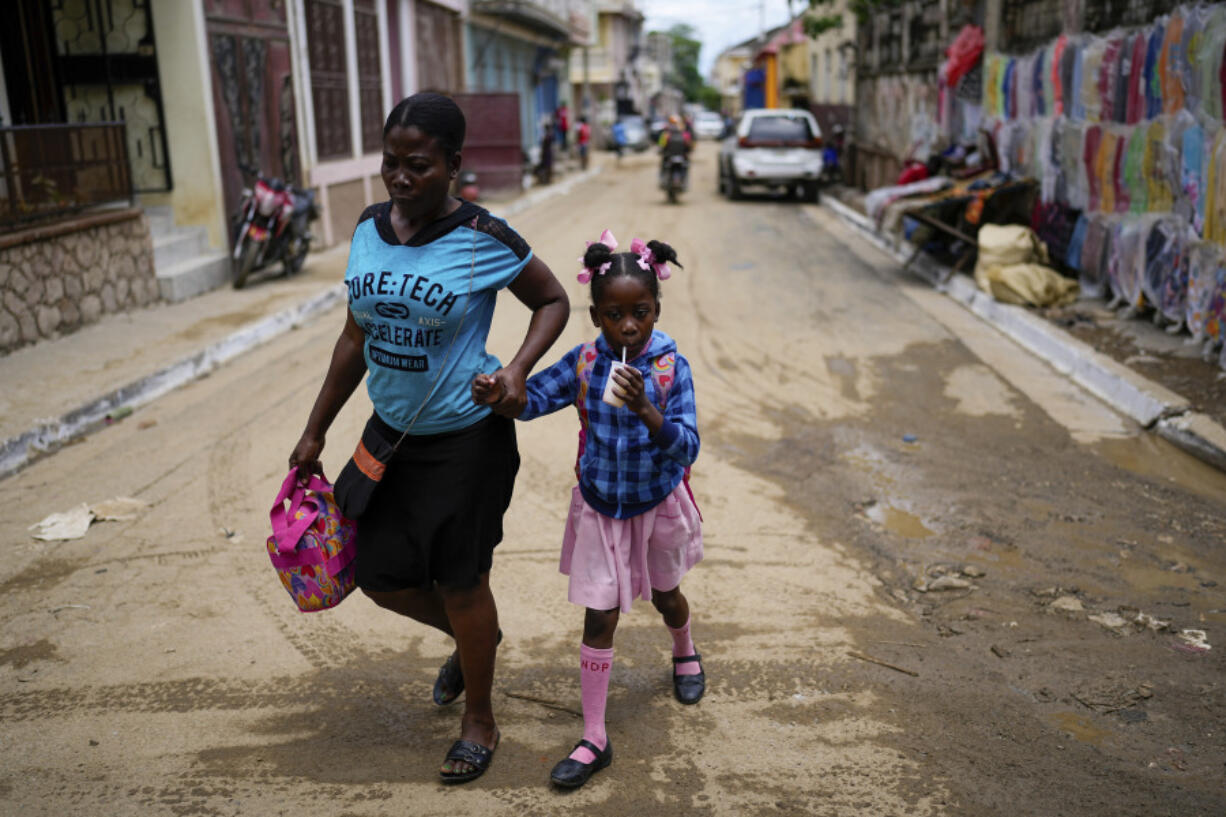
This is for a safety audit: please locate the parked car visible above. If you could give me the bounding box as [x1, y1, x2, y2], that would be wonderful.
[617, 114, 650, 151]
[693, 111, 725, 140]
[717, 109, 824, 202]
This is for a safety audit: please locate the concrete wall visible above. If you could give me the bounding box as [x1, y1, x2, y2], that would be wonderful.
[0, 212, 159, 354]
[141, 0, 228, 250]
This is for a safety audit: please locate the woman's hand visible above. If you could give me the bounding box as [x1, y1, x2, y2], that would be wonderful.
[472, 373, 504, 405]
[289, 432, 325, 476]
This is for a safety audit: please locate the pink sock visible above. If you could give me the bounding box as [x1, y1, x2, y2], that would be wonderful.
[668, 617, 701, 676]
[569, 644, 614, 764]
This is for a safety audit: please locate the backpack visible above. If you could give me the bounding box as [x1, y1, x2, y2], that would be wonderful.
[572, 341, 699, 515]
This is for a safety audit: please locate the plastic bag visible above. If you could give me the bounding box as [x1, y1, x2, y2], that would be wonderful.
[1079, 214, 1111, 299]
[1159, 223, 1194, 325]
[1140, 217, 1181, 313]
[1123, 126, 1147, 213]
[1184, 242, 1222, 341]
[1107, 217, 1146, 308]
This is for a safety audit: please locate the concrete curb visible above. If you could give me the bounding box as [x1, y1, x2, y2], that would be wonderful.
[819, 194, 1226, 472]
[0, 168, 605, 480]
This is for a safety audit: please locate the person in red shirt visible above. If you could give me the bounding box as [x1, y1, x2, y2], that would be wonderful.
[577, 116, 592, 170]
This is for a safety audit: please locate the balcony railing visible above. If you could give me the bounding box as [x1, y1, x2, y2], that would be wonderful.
[0, 122, 133, 232]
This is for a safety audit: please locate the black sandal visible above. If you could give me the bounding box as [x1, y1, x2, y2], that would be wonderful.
[439, 731, 499, 785]
[550, 738, 613, 788]
[672, 653, 705, 705]
[433, 629, 502, 706]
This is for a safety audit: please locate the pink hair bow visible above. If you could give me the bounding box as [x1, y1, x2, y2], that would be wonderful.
[631, 237, 671, 280]
[577, 229, 618, 284]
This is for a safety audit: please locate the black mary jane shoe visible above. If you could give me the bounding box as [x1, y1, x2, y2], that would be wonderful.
[550, 738, 613, 789]
[432, 629, 502, 706]
[672, 653, 706, 705]
[439, 732, 499, 785]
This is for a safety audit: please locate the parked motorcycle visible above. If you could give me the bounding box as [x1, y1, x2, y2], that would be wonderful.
[661, 155, 689, 203]
[231, 164, 317, 289]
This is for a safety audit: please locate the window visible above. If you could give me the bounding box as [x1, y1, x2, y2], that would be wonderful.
[354, 0, 384, 154]
[304, 0, 351, 159]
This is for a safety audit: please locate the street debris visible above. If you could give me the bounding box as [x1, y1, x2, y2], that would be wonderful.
[28, 504, 93, 541]
[847, 650, 919, 677]
[1049, 596, 1085, 613]
[1072, 679, 1153, 714]
[29, 497, 147, 540]
[1088, 612, 1130, 633]
[50, 604, 91, 615]
[990, 644, 1011, 658]
[913, 563, 978, 593]
[961, 565, 986, 578]
[902, 434, 918, 444]
[1173, 629, 1211, 653]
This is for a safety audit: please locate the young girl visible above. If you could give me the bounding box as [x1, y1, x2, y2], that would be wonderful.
[473, 230, 704, 789]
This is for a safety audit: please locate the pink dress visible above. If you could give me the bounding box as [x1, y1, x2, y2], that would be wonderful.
[559, 482, 703, 613]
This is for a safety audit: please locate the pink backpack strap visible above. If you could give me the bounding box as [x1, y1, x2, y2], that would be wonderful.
[573, 341, 598, 480]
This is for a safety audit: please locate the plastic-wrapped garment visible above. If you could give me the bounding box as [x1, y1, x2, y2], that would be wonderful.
[1206, 128, 1226, 243]
[1144, 120, 1174, 213]
[1123, 126, 1146, 213]
[1097, 128, 1119, 213]
[1066, 214, 1088, 272]
[1205, 269, 1226, 343]
[1085, 124, 1103, 210]
[1162, 12, 1186, 114]
[1033, 49, 1046, 117]
[1060, 120, 1087, 210]
[1158, 224, 1194, 325]
[1140, 217, 1180, 313]
[1082, 37, 1107, 122]
[1038, 117, 1058, 204]
[1042, 46, 1057, 115]
[982, 54, 998, 115]
[1080, 215, 1111, 298]
[1182, 7, 1208, 113]
[1185, 242, 1223, 340]
[1144, 23, 1165, 121]
[1182, 120, 1205, 234]
[1070, 41, 1086, 121]
[1126, 33, 1147, 125]
[1015, 54, 1032, 120]
[943, 24, 984, 90]
[1100, 35, 1124, 123]
[1199, 8, 1226, 121]
[1004, 58, 1017, 119]
[1059, 37, 1076, 118]
[1032, 200, 1080, 269]
[1107, 217, 1146, 308]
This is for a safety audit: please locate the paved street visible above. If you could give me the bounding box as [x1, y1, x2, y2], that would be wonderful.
[2, 144, 1224, 816]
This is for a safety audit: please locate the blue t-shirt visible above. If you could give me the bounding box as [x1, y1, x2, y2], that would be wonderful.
[345, 200, 532, 434]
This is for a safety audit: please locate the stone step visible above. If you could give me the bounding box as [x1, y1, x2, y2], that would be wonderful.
[142, 205, 177, 236]
[152, 228, 210, 271]
[157, 251, 232, 303]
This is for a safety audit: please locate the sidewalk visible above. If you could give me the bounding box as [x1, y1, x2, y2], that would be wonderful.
[0, 161, 605, 479]
[815, 187, 1226, 474]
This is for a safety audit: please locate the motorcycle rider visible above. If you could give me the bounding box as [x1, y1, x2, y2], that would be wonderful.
[658, 115, 692, 189]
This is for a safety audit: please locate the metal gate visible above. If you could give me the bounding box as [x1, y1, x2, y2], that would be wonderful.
[51, 0, 172, 193]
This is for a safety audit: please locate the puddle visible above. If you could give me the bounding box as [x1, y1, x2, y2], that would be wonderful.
[1095, 433, 1226, 504]
[1047, 711, 1112, 746]
[865, 503, 934, 538]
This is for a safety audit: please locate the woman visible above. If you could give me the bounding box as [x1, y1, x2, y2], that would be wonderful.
[289, 93, 568, 784]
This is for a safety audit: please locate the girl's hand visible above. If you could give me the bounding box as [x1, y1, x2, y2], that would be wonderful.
[486, 366, 528, 418]
[614, 364, 649, 414]
[472, 373, 504, 405]
[289, 432, 324, 477]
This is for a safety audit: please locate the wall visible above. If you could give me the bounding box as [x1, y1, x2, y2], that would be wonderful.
[0, 211, 159, 354]
[142, 0, 228, 250]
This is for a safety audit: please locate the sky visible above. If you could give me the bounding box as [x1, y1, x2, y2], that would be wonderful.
[640, 0, 796, 78]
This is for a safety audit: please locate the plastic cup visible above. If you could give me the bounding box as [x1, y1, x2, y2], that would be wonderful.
[602, 361, 628, 407]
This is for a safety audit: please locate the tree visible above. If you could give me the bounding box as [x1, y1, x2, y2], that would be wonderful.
[663, 23, 706, 102]
[804, 0, 899, 38]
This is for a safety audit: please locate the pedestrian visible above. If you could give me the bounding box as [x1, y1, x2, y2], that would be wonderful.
[536, 116, 555, 185]
[577, 115, 591, 171]
[555, 101, 569, 154]
[472, 230, 705, 790]
[288, 92, 569, 785]
[611, 118, 627, 163]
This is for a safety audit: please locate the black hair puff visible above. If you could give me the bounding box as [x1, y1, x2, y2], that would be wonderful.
[583, 241, 615, 271]
[646, 240, 682, 269]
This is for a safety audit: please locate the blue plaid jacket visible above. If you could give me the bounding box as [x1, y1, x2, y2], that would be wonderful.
[520, 330, 700, 518]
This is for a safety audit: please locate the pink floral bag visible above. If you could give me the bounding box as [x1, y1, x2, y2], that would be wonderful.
[265, 469, 357, 612]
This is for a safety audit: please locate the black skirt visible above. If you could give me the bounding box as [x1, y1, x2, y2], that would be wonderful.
[354, 411, 519, 592]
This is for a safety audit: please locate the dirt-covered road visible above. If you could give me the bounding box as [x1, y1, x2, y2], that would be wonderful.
[2, 144, 1223, 816]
